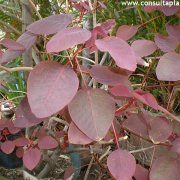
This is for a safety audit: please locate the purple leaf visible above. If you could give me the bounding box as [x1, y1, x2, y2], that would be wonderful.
[0, 38, 25, 51]
[148, 117, 172, 144]
[154, 33, 178, 52]
[122, 113, 149, 138]
[23, 148, 41, 170]
[38, 136, 58, 149]
[150, 156, 180, 180]
[14, 137, 29, 147]
[131, 40, 157, 57]
[68, 122, 93, 145]
[1, 32, 36, 64]
[171, 138, 180, 154]
[110, 84, 133, 97]
[133, 90, 159, 110]
[95, 37, 137, 71]
[116, 25, 138, 41]
[27, 61, 79, 118]
[14, 97, 46, 128]
[1, 140, 15, 154]
[68, 89, 115, 141]
[107, 149, 136, 180]
[89, 65, 130, 86]
[26, 14, 73, 35]
[46, 27, 91, 53]
[156, 52, 180, 81]
[166, 24, 180, 42]
[134, 164, 149, 180]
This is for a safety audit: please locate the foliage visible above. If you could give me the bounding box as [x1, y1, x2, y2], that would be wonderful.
[0, 0, 180, 179]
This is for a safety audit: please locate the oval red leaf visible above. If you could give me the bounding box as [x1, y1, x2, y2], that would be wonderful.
[38, 135, 58, 149]
[148, 117, 172, 144]
[166, 24, 180, 42]
[110, 84, 133, 97]
[90, 65, 129, 86]
[131, 40, 157, 57]
[156, 52, 180, 81]
[16, 147, 24, 158]
[1, 140, 15, 154]
[14, 97, 46, 128]
[133, 90, 159, 110]
[68, 122, 93, 145]
[134, 164, 149, 180]
[116, 25, 138, 41]
[0, 38, 25, 51]
[26, 14, 73, 35]
[27, 61, 79, 118]
[171, 138, 180, 154]
[46, 27, 91, 53]
[23, 148, 41, 170]
[150, 156, 180, 180]
[154, 33, 177, 52]
[95, 37, 137, 71]
[14, 137, 29, 147]
[107, 149, 136, 180]
[122, 113, 149, 138]
[1, 32, 36, 64]
[68, 89, 115, 141]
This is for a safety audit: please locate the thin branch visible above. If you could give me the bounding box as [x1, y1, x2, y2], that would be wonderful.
[0, 65, 33, 73]
[28, 0, 42, 19]
[84, 156, 94, 180]
[99, 146, 111, 161]
[130, 146, 154, 154]
[49, 117, 69, 126]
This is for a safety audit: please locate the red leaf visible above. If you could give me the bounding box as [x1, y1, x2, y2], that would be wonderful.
[166, 24, 180, 42]
[107, 149, 136, 180]
[14, 97, 46, 128]
[1, 140, 15, 154]
[95, 37, 137, 71]
[100, 19, 115, 34]
[46, 27, 91, 53]
[156, 52, 180, 81]
[134, 164, 149, 180]
[68, 89, 115, 141]
[133, 90, 159, 110]
[38, 136, 58, 149]
[150, 156, 180, 180]
[122, 113, 149, 138]
[158, 6, 180, 16]
[171, 138, 180, 154]
[14, 137, 29, 147]
[16, 147, 24, 158]
[110, 84, 133, 97]
[154, 33, 178, 52]
[23, 148, 41, 170]
[90, 65, 130, 86]
[144, 5, 179, 16]
[148, 117, 172, 144]
[68, 122, 93, 145]
[64, 166, 75, 180]
[0, 38, 25, 51]
[26, 14, 73, 35]
[1, 32, 36, 64]
[131, 40, 157, 57]
[27, 61, 79, 118]
[116, 25, 138, 41]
